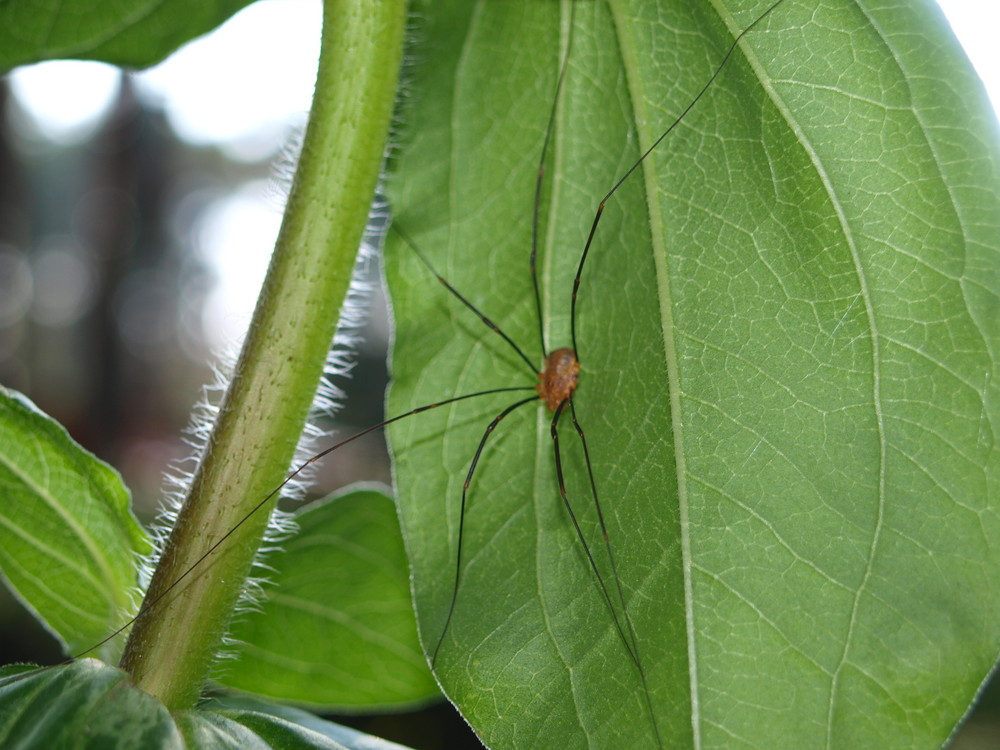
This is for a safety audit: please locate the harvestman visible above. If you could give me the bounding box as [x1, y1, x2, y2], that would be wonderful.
[387, 0, 791, 744]
[67, 0, 791, 743]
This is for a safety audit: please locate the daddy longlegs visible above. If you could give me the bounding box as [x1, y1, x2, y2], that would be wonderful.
[22, 0, 794, 746]
[387, 0, 792, 747]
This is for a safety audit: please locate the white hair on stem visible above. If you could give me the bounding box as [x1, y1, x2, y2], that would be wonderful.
[134, 181, 387, 668]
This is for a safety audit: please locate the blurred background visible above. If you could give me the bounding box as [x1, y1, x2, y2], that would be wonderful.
[0, 0, 996, 747]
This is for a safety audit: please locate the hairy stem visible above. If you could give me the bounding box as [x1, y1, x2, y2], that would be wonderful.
[118, 0, 406, 710]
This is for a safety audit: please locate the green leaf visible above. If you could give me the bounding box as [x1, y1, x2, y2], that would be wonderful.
[220, 488, 438, 710]
[0, 660, 414, 749]
[196, 695, 415, 749]
[0, 660, 180, 748]
[0, 387, 150, 661]
[0, 0, 256, 71]
[385, 0, 1000, 748]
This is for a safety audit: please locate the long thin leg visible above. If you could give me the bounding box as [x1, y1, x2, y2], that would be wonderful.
[567, 398, 639, 654]
[392, 223, 537, 377]
[529, 0, 577, 361]
[73, 385, 536, 663]
[548, 398, 637, 666]
[432, 394, 538, 665]
[568, 396, 662, 750]
[570, 0, 790, 354]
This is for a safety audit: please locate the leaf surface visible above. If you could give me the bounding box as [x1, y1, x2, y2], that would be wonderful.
[0, 387, 150, 661]
[385, 0, 1000, 747]
[0, 0, 254, 70]
[221, 488, 438, 709]
[0, 660, 414, 749]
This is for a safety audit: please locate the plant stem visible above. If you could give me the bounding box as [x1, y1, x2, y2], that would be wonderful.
[118, 0, 406, 710]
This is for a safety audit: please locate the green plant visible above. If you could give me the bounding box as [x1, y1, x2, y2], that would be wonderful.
[1, 0, 998, 748]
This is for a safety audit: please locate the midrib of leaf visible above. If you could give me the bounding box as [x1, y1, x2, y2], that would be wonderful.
[608, 0, 703, 742]
[614, 0, 894, 743]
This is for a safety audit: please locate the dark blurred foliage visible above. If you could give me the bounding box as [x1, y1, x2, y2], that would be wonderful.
[0, 73, 484, 750]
